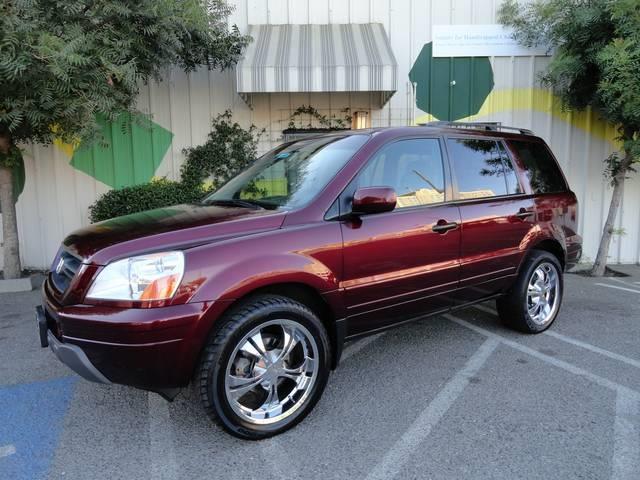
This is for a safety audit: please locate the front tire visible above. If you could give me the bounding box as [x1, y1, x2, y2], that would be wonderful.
[197, 295, 331, 439]
[497, 250, 563, 333]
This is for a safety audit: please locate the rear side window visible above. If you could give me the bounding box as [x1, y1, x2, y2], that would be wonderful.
[357, 138, 445, 208]
[446, 138, 522, 200]
[508, 141, 567, 194]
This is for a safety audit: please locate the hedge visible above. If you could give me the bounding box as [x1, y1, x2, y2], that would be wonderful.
[88, 178, 210, 223]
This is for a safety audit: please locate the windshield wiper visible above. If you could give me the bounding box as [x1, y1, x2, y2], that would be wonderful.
[204, 199, 265, 210]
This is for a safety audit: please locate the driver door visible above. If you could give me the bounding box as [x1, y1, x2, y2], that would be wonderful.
[340, 138, 461, 336]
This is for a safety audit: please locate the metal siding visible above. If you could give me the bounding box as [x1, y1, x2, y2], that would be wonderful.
[5, 0, 639, 268]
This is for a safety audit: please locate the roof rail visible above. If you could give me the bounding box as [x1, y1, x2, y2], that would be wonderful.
[420, 121, 534, 135]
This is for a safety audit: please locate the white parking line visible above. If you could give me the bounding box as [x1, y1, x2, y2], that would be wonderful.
[595, 283, 640, 294]
[613, 391, 640, 480]
[609, 277, 640, 288]
[472, 303, 497, 316]
[341, 333, 385, 361]
[472, 304, 640, 369]
[544, 330, 640, 370]
[148, 392, 178, 480]
[445, 314, 640, 480]
[444, 314, 639, 394]
[366, 337, 499, 480]
[0, 444, 16, 458]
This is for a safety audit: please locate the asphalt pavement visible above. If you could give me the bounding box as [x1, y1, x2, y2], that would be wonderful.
[1, 267, 639, 479]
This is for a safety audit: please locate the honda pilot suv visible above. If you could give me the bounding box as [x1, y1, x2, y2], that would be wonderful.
[37, 123, 582, 439]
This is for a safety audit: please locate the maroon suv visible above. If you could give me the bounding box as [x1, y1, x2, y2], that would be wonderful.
[37, 124, 582, 439]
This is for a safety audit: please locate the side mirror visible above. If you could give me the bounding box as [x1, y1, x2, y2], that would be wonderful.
[352, 186, 397, 215]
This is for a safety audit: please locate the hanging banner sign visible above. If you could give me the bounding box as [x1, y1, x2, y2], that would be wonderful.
[432, 24, 550, 57]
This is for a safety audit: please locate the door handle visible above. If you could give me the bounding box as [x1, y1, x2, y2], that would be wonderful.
[515, 208, 534, 220]
[432, 220, 458, 234]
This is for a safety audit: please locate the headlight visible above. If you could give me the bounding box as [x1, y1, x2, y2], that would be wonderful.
[86, 251, 184, 301]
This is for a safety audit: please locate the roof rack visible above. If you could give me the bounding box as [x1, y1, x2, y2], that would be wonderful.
[420, 121, 534, 135]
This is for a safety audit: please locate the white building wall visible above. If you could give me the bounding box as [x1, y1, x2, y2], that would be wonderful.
[8, 0, 640, 269]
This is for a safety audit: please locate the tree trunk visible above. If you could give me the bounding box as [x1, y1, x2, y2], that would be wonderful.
[591, 147, 634, 277]
[0, 133, 21, 279]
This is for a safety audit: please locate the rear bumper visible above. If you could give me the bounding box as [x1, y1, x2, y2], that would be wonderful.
[565, 234, 583, 269]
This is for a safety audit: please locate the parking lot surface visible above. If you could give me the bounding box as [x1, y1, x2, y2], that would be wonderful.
[1, 267, 639, 479]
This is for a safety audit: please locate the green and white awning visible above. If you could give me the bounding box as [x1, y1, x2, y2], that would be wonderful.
[237, 23, 398, 106]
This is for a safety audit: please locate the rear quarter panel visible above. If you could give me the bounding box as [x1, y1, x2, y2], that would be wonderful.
[503, 137, 581, 269]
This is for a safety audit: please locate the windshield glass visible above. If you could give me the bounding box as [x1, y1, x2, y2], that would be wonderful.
[203, 134, 369, 210]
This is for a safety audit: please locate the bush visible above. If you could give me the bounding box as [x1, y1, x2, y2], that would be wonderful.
[180, 110, 263, 189]
[88, 178, 208, 223]
[88, 111, 262, 222]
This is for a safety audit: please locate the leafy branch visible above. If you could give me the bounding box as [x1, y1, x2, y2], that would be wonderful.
[285, 105, 352, 131]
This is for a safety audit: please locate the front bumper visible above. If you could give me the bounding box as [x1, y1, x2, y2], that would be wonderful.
[37, 306, 111, 384]
[38, 280, 231, 391]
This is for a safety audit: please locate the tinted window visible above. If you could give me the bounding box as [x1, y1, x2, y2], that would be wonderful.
[205, 135, 368, 210]
[357, 139, 445, 208]
[498, 142, 523, 195]
[447, 138, 520, 199]
[508, 141, 567, 193]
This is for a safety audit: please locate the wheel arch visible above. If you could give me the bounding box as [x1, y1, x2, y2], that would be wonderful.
[529, 238, 566, 271]
[197, 281, 345, 376]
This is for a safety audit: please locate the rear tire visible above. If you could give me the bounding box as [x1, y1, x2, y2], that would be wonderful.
[196, 295, 331, 439]
[497, 250, 563, 333]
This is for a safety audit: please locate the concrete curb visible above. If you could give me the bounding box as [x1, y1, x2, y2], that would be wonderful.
[0, 273, 45, 293]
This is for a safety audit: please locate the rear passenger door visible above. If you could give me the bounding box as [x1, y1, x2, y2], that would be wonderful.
[446, 136, 535, 305]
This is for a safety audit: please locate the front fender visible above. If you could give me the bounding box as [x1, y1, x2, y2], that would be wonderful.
[190, 253, 340, 303]
[183, 222, 343, 305]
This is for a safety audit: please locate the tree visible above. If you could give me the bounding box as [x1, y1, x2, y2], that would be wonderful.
[499, 0, 640, 276]
[0, 0, 249, 278]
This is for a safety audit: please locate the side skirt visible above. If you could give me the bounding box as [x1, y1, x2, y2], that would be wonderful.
[332, 293, 503, 368]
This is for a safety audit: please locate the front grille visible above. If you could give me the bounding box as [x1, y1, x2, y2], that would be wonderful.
[50, 250, 82, 293]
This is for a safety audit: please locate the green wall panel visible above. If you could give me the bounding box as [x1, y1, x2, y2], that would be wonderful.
[70, 114, 173, 188]
[409, 42, 494, 121]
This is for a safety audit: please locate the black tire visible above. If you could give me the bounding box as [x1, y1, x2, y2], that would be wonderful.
[196, 295, 331, 439]
[497, 250, 564, 333]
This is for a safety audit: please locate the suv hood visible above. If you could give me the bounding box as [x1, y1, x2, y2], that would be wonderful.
[63, 203, 287, 265]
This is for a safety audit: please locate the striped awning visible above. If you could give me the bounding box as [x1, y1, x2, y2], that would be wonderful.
[237, 23, 398, 106]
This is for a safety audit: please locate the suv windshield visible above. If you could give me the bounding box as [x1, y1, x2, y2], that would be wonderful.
[203, 134, 368, 210]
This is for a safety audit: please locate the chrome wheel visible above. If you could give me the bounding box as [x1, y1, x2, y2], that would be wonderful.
[527, 262, 560, 325]
[224, 319, 319, 425]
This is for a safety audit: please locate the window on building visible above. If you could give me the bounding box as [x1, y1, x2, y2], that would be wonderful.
[508, 140, 567, 194]
[447, 138, 521, 200]
[357, 138, 445, 208]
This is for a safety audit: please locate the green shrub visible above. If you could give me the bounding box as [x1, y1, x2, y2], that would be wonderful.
[88, 111, 263, 222]
[88, 178, 209, 223]
[180, 110, 264, 189]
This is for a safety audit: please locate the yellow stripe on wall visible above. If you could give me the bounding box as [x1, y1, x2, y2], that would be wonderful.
[416, 88, 619, 148]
